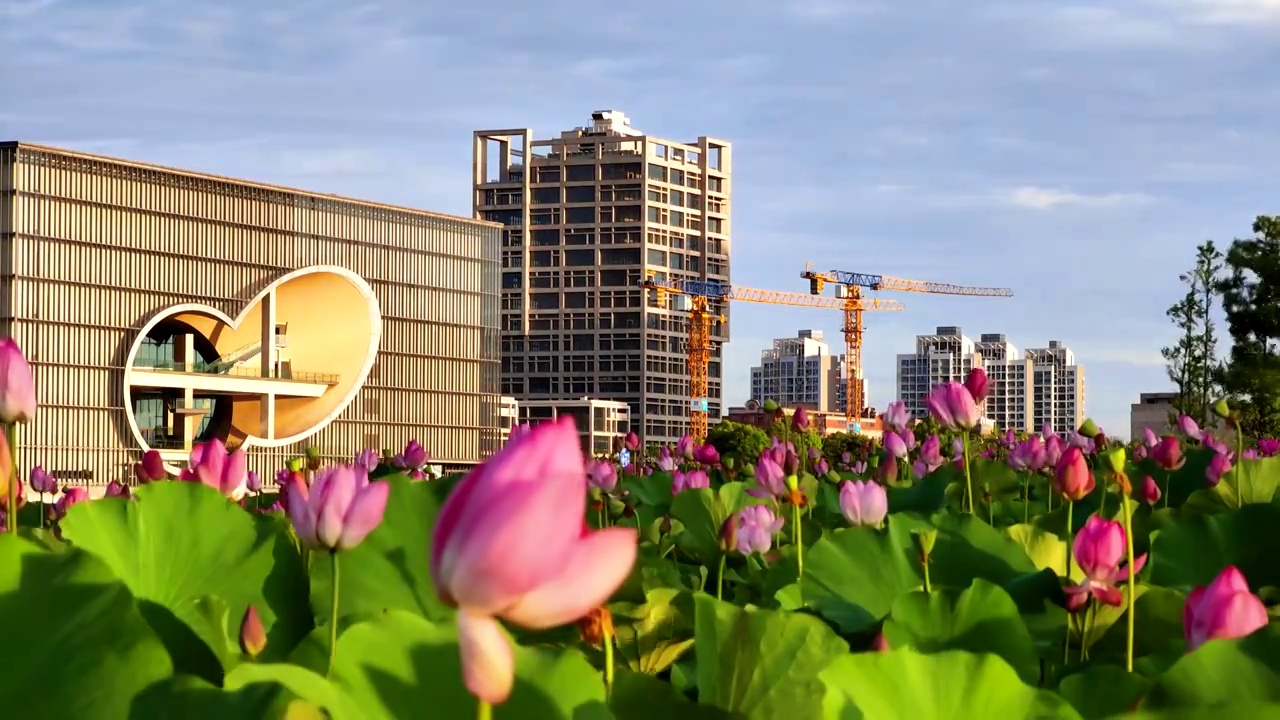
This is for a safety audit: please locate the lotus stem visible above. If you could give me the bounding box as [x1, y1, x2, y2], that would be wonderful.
[478, 700, 492, 720]
[716, 554, 726, 601]
[6, 423, 16, 534]
[1119, 491, 1137, 672]
[328, 551, 341, 675]
[1062, 500, 1074, 665]
[793, 502, 804, 580]
[922, 554, 932, 595]
[603, 617, 616, 699]
[962, 432, 974, 515]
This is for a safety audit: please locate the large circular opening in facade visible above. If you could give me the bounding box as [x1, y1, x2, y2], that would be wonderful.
[128, 319, 233, 449]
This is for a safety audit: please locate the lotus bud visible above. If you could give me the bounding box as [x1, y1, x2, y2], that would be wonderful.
[963, 367, 989, 403]
[286, 457, 304, 473]
[305, 446, 320, 460]
[792, 407, 811, 432]
[783, 451, 800, 476]
[239, 605, 267, 659]
[718, 515, 738, 554]
[1077, 418, 1100, 439]
[723, 456, 736, 471]
[763, 399, 779, 412]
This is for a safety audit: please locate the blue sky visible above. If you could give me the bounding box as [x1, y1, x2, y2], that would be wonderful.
[5, 0, 1277, 438]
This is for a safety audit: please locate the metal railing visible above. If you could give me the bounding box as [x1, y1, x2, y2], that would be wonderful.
[137, 362, 339, 385]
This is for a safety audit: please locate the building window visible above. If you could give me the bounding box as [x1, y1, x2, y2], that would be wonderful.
[531, 187, 561, 204]
[565, 185, 596, 203]
[565, 207, 595, 224]
[566, 165, 595, 182]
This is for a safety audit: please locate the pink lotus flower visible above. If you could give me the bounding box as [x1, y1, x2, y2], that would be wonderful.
[927, 382, 980, 431]
[912, 434, 944, 478]
[883, 431, 908, 459]
[693, 444, 720, 466]
[1177, 415, 1203, 441]
[56, 487, 89, 519]
[656, 446, 677, 472]
[1043, 434, 1065, 468]
[675, 434, 696, 460]
[1152, 437, 1185, 472]
[239, 605, 267, 659]
[1184, 566, 1269, 651]
[750, 452, 787, 499]
[1142, 427, 1159, 448]
[881, 401, 910, 433]
[587, 460, 618, 493]
[430, 417, 637, 704]
[964, 367, 989, 403]
[180, 439, 249, 500]
[839, 480, 888, 528]
[29, 465, 56, 495]
[1009, 436, 1048, 472]
[852, 460, 867, 475]
[1140, 475, 1161, 505]
[624, 431, 640, 452]
[1064, 516, 1147, 607]
[1206, 451, 1232, 486]
[394, 439, 429, 470]
[1054, 446, 1095, 502]
[134, 450, 166, 483]
[354, 448, 381, 474]
[792, 407, 811, 431]
[734, 505, 785, 555]
[1258, 438, 1279, 457]
[672, 469, 710, 495]
[104, 481, 130, 499]
[0, 338, 36, 424]
[286, 464, 389, 550]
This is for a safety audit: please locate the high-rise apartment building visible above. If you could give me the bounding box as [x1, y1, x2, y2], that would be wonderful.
[473, 111, 732, 444]
[749, 330, 848, 413]
[895, 326, 1085, 434]
[1025, 340, 1086, 436]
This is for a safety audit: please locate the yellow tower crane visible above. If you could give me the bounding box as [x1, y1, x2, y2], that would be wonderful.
[800, 263, 1014, 424]
[641, 272, 905, 442]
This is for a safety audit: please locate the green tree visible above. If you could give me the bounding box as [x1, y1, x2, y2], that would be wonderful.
[1216, 217, 1280, 438]
[821, 431, 876, 464]
[705, 420, 770, 467]
[1162, 241, 1222, 426]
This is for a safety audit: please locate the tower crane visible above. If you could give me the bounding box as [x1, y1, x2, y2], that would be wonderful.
[800, 263, 1014, 424]
[641, 272, 905, 442]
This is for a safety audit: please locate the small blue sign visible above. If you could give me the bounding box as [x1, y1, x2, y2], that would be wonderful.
[847, 423, 863, 434]
[618, 449, 632, 468]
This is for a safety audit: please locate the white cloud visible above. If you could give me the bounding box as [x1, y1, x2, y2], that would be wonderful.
[1004, 186, 1154, 209]
[1181, 0, 1280, 24]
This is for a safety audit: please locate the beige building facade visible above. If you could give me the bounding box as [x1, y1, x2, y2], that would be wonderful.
[0, 142, 502, 486]
[897, 326, 1086, 435]
[749, 330, 848, 414]
[473, 110, 732, 445]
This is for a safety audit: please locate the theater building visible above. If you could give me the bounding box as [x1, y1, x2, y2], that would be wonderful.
[0, 141, 501, 485]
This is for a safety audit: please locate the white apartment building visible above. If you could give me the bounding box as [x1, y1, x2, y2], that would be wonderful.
[750, 330, 848, 413]
[1025, 341, 1086, 436]
[896, 327, 1085, 434]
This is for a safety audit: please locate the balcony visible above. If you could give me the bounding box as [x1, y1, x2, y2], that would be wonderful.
[129, 362, 339, 399]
